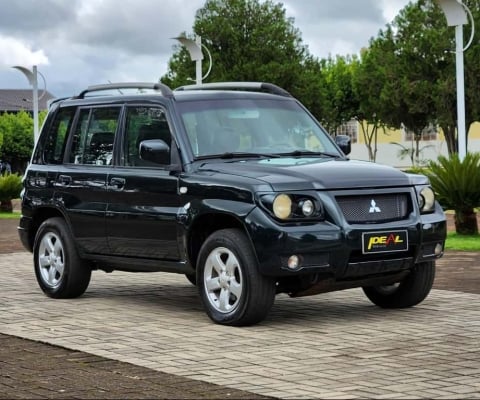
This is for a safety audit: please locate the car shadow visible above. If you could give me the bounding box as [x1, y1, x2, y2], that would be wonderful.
[80, 276, 431, 327]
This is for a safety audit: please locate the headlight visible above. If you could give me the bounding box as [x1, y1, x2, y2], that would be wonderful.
[273, 194, 292, 219]
[260, 192, 324, 221]
[300, 199, 315, 217]
[418, 186, 435, 213]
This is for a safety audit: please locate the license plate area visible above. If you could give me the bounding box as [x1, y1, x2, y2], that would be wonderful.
[362, 230, 408, 254]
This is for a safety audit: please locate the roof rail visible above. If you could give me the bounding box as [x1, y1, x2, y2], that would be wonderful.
[175, 82, 292, 97]
[76, 82, 174, 99]
[47, 96, 68, 109]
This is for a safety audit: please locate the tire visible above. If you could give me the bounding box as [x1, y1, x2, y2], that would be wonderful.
[33, 217, 91, 299]
[197, 229, 276, 326]
[363, 261, 435, 308]
[185, 273, 197, 286]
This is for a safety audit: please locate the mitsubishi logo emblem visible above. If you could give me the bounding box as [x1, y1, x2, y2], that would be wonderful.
[369, 199, 381, 213]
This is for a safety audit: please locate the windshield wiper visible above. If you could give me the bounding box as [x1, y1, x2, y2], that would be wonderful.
[220, 152, 282, 159]
[195, 152, 280, 160]
[277, 150, 342, 158]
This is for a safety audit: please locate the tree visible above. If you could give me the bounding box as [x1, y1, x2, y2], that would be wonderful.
[389, 141, 434, 167]
[426, 153, 480, 235]
[293, 54, 328, 123]
[0, 111, 34, 173]
[0, 110, 46, 174]
[0, 173, 22, 212]
[362, 6, 437, 158]
[463, 0, 480, 136]
[353, 40, 396, 162]
[161, 0, 309, 100]
[318, 55, 360, 136]
[361, 0, 480, 156]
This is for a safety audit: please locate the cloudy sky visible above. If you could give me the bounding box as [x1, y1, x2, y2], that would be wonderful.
[0, 0, 410, 98]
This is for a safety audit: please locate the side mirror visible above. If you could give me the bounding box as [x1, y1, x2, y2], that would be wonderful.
[335, 135, 351, 156]
[139, 139, 170, 165]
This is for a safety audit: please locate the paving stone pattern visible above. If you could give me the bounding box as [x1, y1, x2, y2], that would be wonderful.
[1, 334, 268, 399]
[1, 252, 480, 399]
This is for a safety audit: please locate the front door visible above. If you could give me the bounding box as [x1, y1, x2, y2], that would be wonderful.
[106, 105, 181, 260]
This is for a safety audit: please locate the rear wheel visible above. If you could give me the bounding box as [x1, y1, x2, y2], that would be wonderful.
[197, 229, 275, 326]
[34, 217, 91, 299]
[363, 261, 435, 308]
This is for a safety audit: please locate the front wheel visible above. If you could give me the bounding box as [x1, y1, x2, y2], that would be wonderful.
[197, 229, 276, 326]
[363, 261, 435, 308]
[185, 273, 197, 286]
[33, 217, 91, 299]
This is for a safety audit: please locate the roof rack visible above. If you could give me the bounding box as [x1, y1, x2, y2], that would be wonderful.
[47, 96, 68, 109]
[76, 82, 174, 99]
[175, 82, 292, 97]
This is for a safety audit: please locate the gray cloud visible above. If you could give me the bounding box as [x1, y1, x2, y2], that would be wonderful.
[0, 0, 409, 98]
[0, 0, 79, 33]
[63, 0, 204, 55]
[284, 0, 386, 57]
[286, 0, 384, 23]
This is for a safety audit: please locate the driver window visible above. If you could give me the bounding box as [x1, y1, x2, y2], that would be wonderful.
[124, 107, 172, 167]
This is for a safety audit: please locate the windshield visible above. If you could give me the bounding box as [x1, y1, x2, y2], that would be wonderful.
[177, 98, 340, 158]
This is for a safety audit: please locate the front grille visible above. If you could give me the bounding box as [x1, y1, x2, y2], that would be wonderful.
[336, 193, 410, 224]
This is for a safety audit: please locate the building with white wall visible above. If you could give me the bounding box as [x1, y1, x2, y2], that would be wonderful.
[339, 119, 480, 168]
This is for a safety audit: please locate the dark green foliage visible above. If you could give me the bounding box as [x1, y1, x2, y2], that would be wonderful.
[162, 0, 307, 93]
[319, 55, 360, 135]
[160, 0, 480, 161]
[0, 111, 46, 173]
[426, 153, 480, 234]
[404, 166, 428, 175]
[0, 173, 22, 213]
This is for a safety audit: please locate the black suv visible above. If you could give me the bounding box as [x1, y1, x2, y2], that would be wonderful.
[19, 82, 446, 326]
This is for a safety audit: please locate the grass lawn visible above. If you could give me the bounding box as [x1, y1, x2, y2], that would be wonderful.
[445, 232, 480, 252]
[0, 211, 20, 220]
[1, 210, 478, 251]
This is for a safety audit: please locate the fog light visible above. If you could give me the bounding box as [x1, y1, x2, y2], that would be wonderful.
[287, 255, 300, 269]
[434, 243, 443, 256]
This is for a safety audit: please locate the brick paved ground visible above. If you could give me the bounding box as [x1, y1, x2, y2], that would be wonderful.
[1, 250, 479, 399]
[1, 334, 269, 399]
[1, 214, 480, 399]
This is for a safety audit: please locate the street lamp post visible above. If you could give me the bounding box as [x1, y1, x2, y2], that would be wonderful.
[12, 65, 40, 144]
[173, 35, 212, 85]
[436, 0, 473, 160]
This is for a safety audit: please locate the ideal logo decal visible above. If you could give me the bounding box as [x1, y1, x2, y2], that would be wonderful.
[368, 233, 404, 250]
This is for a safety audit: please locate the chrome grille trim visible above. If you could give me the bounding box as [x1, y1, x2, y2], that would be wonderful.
[336, 193, 410, 223]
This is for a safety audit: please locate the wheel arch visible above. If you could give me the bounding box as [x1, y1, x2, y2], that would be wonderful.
[186, 211, 252, 271]
[27, 207, 69, 251]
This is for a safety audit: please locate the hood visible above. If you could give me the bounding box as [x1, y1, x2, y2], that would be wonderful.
[198, 158, 411, 191]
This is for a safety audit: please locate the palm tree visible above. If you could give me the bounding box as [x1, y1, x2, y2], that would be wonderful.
[0, 173, 22, 213]
[426, 153, 480, 235]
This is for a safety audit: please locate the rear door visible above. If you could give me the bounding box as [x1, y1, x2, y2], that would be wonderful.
[105, 104, 181, 260]
[56, 106, 121, 255]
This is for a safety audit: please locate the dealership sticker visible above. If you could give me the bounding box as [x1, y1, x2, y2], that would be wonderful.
[362, 230, 408, 254]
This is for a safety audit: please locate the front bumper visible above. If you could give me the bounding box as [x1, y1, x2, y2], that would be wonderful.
[18, 215, 33, 252]
[245, 204, 446, 280]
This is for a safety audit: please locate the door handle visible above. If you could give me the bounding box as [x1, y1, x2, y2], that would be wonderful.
[57, 175, 72, 186]
[109, 177, 126, 190]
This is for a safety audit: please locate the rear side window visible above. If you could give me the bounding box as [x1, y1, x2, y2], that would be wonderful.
[42, 107, 76, 164]
[69, 107, 120, 165]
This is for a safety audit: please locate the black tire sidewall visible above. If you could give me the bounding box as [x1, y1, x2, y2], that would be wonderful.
[197, 229, 274, 326]
[33, 217, 90, 298]
[363, 261, 435, 308]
